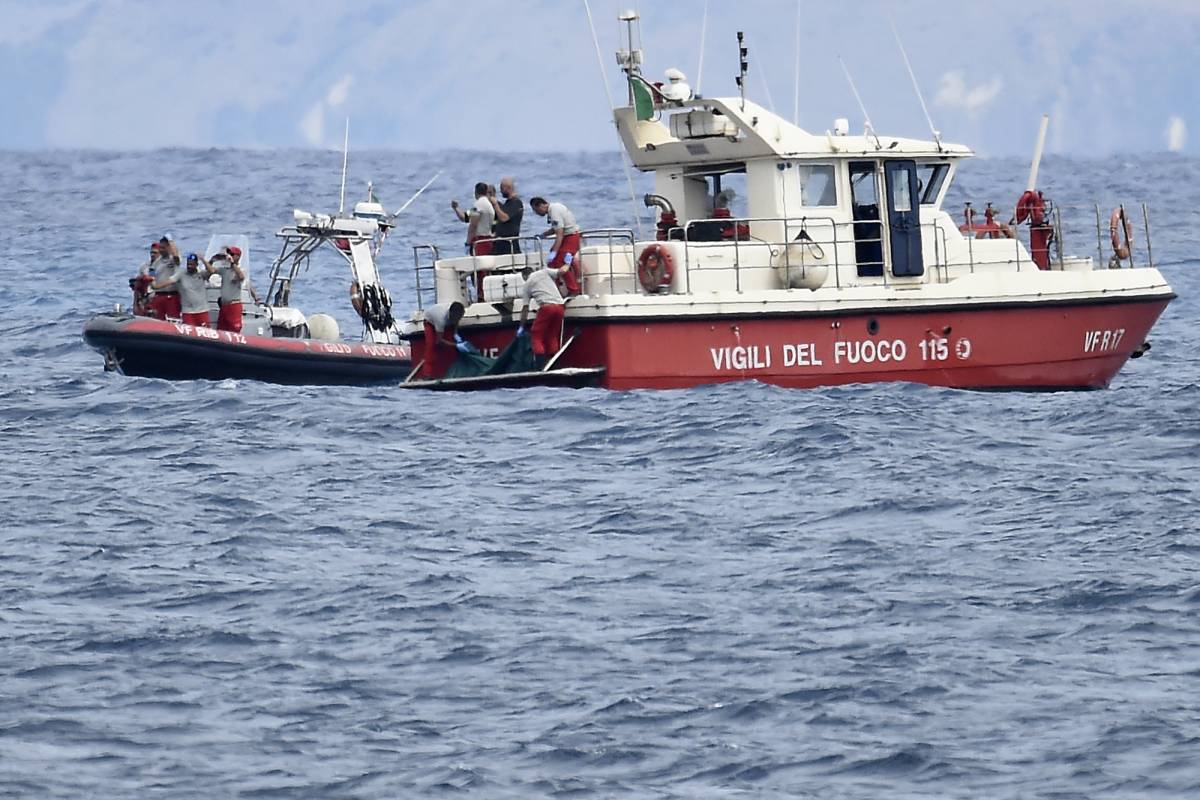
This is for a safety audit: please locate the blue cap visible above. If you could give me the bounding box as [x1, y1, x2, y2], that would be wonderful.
[186, 252, 198, 260]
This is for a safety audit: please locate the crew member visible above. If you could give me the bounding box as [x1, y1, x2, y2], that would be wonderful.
[131, 242, 160, 315]
[211, 245, 247, 332]
[138, 242, 161, 276]
[153, 252, 211, 327]
[489, 177, 524, 255]
[450, 182, 495, 256]
[517, 261, 572, 369]
[147, 234, 181, 319]
[422, 301, 468, 378]
[530, 197, 582, 295]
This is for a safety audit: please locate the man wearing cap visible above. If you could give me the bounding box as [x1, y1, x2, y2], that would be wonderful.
[530, 197, 583, 295]
[421, 301, 469, 378]
[153, 252, 211, 328]
[147, 235, 182, 319]
[211, 246, 247, 332]
[517, 262, 572, 369]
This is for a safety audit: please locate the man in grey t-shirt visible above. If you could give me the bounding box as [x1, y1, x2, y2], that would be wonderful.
[153, 252, 211, 327]
[148, 236, 182, 319]
[517, 263, 571, 368]
[209, 246, 249, 332]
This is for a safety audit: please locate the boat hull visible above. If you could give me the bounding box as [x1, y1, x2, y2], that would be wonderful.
[83, 313, 412, 385]
[426, 295, 1173, 391]
[399, 367, 606, 391]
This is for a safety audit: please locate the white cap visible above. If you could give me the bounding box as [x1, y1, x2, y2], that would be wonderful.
[664, 67, 686, 83]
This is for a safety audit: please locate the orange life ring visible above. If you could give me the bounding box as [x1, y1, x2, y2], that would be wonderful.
[1109, 208, 1133, 260]
[637, 244, 674, 293]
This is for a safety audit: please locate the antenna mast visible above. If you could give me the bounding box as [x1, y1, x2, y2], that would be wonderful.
[793, 0, 801, 125]
[623, 11, 638, 102]
[735, 31, 748, 111]
[584, 1, 644, 238]
[1027, 114, 1050, 192]
[838, 56, 881, 150]
[888, 14, 941, 151]
[338, 118, 350, 214]
[695, 0, 709, 95]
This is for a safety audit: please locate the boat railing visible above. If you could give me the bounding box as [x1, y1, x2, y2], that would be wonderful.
[412, 244, 440, 310]
[1041, 201, 1155, 271]
[668, 215, 932, 292]
[953, 201, 1158, 274]
[469, 235, 548, 268]
[413, 235, 550, 307]
[579, 228, 638, 293]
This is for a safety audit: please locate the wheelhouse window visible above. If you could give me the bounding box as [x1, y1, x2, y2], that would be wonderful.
[917, 163, 949, 205]
[890, 165, 913, 212]
[798, 164, 837, 207]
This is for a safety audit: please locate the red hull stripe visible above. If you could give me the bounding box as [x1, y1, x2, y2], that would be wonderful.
[118, 317, 410, 361]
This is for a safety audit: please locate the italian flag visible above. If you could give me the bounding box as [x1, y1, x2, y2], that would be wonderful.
[630, 76, 655, 121]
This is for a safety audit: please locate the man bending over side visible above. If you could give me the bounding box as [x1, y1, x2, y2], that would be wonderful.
[518, 263, 572, 370]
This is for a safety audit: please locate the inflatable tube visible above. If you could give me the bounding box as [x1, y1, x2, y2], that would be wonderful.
[82, 312, 411, 385]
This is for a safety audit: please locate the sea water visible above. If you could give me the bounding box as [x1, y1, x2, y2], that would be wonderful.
[0, 149, 1198, 798]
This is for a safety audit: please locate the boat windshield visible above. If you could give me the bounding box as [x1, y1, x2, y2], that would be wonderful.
[205, 234, 251, 275]
[917, 163, 950, 205]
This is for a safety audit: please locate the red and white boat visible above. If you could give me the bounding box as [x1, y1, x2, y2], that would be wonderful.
[405, 12, 1173, 391]
[84, 189, 417, 385]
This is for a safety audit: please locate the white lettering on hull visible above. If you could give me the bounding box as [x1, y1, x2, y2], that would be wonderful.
[782, 343, 823, 367]
[704, 334, 980, 374]
[833, 339, 907, 365]
[1083, 328, 1125, 353]
[710, 345, 772, 371]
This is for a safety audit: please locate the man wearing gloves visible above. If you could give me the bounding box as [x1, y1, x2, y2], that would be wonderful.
[530, 197, 582, 296]
[517, 261, 572, 369]
[422, 301, 469, 378]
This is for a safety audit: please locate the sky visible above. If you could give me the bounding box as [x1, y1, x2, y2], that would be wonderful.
[1, 0, 1197, 156]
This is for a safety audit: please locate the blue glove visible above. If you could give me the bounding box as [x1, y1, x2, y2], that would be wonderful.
[456, 341, 471, 353]
[515, 325, 526, 338]
[547, 250, 557, 262]
[563, 252, 574, 266]
[454, 333, 464, 344]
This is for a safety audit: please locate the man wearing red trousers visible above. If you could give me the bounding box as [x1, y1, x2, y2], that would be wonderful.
[422, 301, 468, 378]
[153, 253, 211, 327]
[147, 236, 182, 320]
[211, 246, 248, 332]
[518, 262, 572, 369]
[530, 197, 582, 296]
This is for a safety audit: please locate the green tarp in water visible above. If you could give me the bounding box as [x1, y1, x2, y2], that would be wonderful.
[444, 335, 537, 379]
